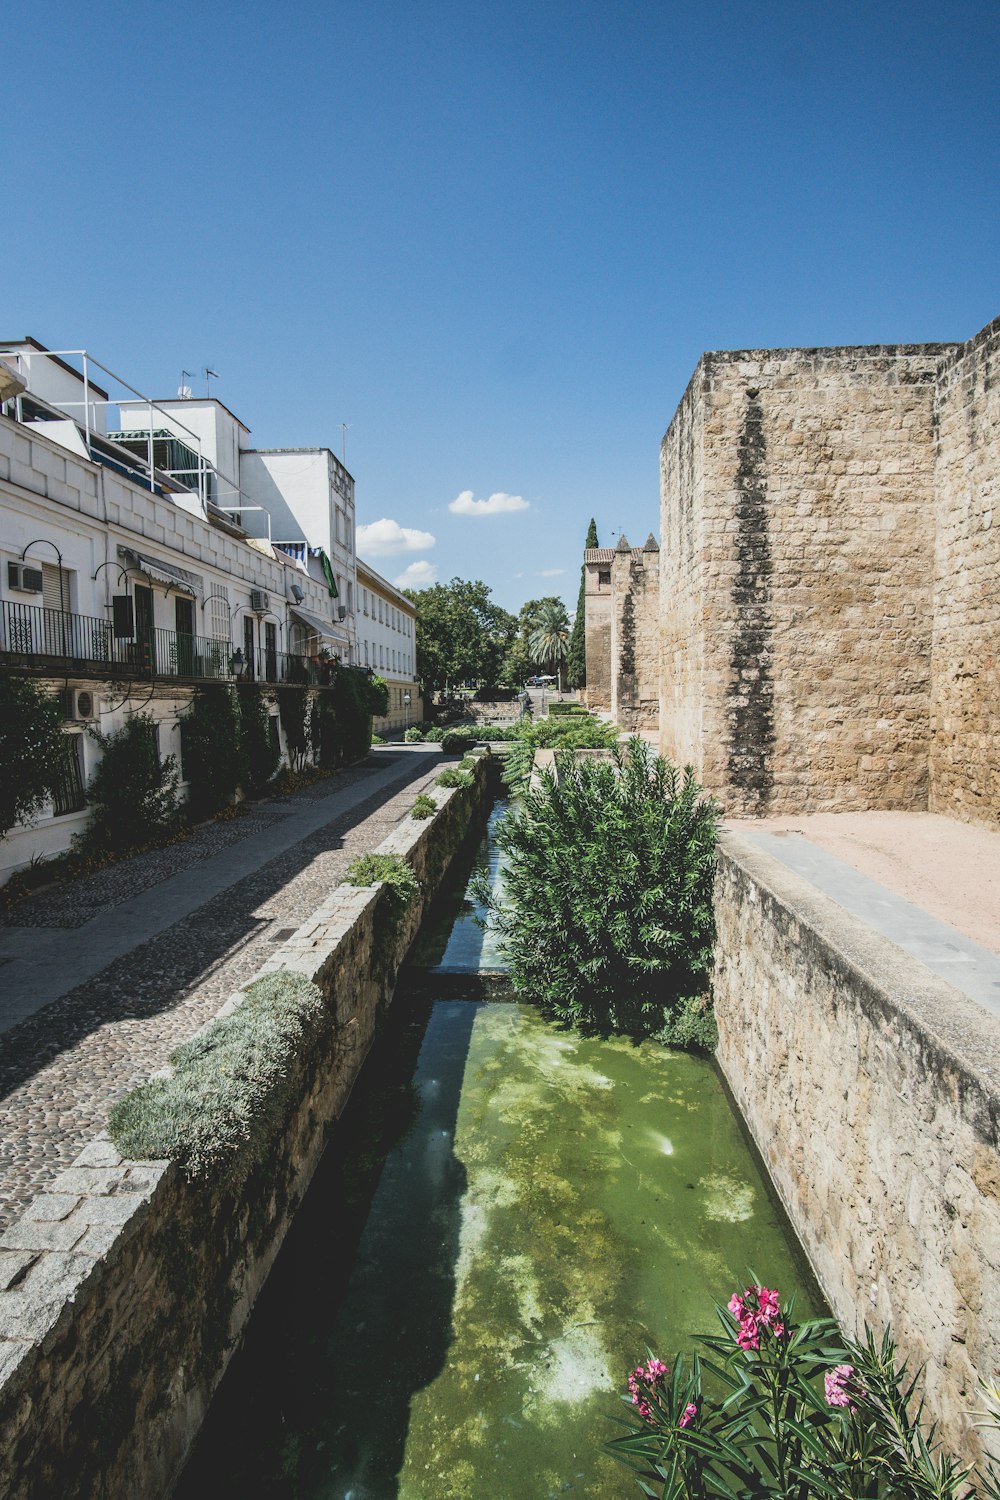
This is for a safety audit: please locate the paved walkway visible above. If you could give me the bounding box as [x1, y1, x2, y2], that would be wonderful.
[0, 747, 443, 1231]
[733, 813, 1000, 1021]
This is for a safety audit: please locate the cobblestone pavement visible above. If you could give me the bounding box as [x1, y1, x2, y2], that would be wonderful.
[0, 753, 445, 1231]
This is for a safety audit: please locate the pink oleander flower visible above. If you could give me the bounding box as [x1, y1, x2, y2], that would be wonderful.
[825, 1364, 859, 1410]
[644, 1358, 668, 1384]
[679, 1402, 698, 1429]
[729, 1284, 787, 1352]
[627, 1357, 669, 1422]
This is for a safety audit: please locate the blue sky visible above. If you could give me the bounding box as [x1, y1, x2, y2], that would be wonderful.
[5, 1, 998, 614]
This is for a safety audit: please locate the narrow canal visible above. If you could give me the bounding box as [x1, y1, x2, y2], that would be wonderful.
[178, 798, 822, 1499]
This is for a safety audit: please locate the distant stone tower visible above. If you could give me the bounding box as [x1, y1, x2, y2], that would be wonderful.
[583, 532, 661, 729]
[611, 533, 661, 732]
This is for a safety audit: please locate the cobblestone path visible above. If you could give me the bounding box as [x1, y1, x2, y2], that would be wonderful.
[0, 752, 444, 1232]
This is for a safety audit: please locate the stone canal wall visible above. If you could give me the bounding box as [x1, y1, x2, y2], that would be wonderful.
[713, 830, 1000, 1464]
[0, 753, 492, 1500]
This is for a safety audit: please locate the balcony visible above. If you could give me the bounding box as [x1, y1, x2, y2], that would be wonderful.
[0, 602, 322, 687]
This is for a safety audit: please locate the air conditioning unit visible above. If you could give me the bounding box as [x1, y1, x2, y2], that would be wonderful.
[7, 562, 44, 594]
[250, 590, 270, 614]
[64, 688, 97, 722]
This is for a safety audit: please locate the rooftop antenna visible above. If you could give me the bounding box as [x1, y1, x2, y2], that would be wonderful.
[340, 422, 351, 465]
[178, 369, 193, 399]
[204, 367, 219, 398]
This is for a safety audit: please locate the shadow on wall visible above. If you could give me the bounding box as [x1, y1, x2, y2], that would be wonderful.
[176, 992, 476, 1499]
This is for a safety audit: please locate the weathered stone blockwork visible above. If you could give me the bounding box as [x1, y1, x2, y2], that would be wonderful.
[582, 548, 614, 710]
[657, 312, 1000, 825]
[584, 537, 661, 730]
[930, 314, 1000, 826]
[660, 344, 952, 815]
[0, 756, 492, 1500]
[714, 832, 1000, 1464]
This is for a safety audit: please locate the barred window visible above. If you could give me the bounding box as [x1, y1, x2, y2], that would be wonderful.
[51, 735, 86, 817]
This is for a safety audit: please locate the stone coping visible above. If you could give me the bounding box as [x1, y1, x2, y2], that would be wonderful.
[719, 830, 1000, 1118]
[0, 751, 490, 1417]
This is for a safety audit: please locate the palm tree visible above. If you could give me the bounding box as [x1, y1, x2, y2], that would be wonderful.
[529, 601, 570, 692]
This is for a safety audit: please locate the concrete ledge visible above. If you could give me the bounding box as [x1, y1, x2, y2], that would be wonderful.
[0, 751, 492, 1500]
[714, 831, 1000, 1464]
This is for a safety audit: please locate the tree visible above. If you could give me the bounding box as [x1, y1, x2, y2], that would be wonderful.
[0, 675, 70, 838]
[405, 579, 517, 694]
[567, 518, 597, 691]
[528, 599, 570, 691]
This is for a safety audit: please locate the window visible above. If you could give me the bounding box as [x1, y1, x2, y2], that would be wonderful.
[50, 734, 86, 816]
[363, 588, 369, 616]
[347, 581, 353, 612]
[208, 588, 230, 641]
[379, 644, 384, 667]
[599, 570, 611, 587]
[378, 598, 384, 623]
[364, 640, 369, 665]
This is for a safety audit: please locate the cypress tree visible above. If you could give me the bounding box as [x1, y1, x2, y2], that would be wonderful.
[566, 518, 598, 690]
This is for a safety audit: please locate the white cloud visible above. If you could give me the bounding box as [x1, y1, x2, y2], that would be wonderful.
[357, 517, 436, 556]
[538, 567, 566, 577]
[449, 489, 529, 517]
[394, 559, 438, 589]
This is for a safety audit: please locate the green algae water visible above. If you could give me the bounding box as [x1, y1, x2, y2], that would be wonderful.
[178, 801, 822, 1500]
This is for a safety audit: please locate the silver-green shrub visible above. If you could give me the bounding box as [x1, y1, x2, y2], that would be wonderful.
[108, 972, 329, 1187]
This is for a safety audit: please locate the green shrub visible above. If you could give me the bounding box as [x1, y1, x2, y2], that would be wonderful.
[83, 714, 179, 853]
[410, 793, 437, 820]
[442, 730, 477, 754]
[330, 666, 382, 763]
[404, 726, 425, 742]
[181, 685, 241, 819]
[475, 739, 719, 1046]
[343, 852, 421, 914]
[436, 767, 473, 789]
[458, 756, 478, 772]
[371, 733, 387, 745]
[0, 675, 69, 838]
[237, 685, 281, 794]
[547, 701, 587, 716]
[424, 726, 446, 742]
[108, 971, 330, 1187]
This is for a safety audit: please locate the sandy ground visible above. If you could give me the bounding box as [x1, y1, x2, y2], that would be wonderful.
[726, 810, 1000, 957]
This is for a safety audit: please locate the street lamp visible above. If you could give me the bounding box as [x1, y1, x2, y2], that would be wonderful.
[404, 691, 411, 736]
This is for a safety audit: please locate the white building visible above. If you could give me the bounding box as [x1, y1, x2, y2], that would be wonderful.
[238, 446, 356, 660]
[0, 340, 351, 883]
[356, 558, 423, 734]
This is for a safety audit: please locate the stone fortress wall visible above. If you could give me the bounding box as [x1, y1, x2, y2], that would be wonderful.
[653, 310, 1000, 826]
[930, 314, 1000, 826]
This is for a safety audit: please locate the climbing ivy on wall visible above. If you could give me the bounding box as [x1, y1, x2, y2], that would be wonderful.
[277, 686, 310, 772]
[237, 684, 281, 794]
[181, 685, 242, 819]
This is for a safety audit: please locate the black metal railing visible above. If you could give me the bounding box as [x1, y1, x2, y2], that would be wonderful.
[0, 601, 322, 686]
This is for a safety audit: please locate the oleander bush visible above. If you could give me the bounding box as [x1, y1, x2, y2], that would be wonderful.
[108, 972, 330, 1189]
[476, 738, 719, 1046]
[411, 793, 437, 820]
[405, 726, 425, 742]
[610, 1281, 1000, 1499]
